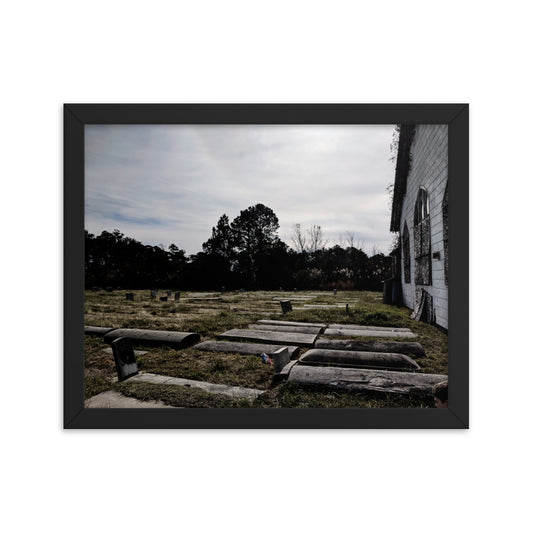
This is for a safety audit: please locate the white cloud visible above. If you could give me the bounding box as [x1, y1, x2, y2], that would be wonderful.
[85, 124, 396, 254]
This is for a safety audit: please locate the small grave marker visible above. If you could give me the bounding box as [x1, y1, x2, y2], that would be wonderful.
[271, 347, 291, 374]
[160, 296, 168, 301]
[280, 300, 292, 314]
[125, 292, 134, 301]
[111, 337, 138, 381]
[334, 288, 337, 296]
[167, 290, 172, 298]
[150, 289, 158, 299]
[175, 291, 180, 300]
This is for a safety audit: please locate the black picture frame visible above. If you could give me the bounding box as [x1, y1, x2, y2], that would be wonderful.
[64, 103, 468, 429]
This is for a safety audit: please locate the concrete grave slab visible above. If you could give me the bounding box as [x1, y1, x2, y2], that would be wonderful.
[303, 304, 349, 308]
[85, 390, 177, 408]
[104, 328, 200, 348]
[257, 319, 327, 328]
[248, 324, 323, 335]
[289, 366, 447, 395]
[184, 297, 221, 301]
[328, 323, 412, 332]
[272, 296, 313, 301]
[299, 349, 420, 371]
[218, 328, 317, 348]
[194, 341, 300, 359]
[103, 347, 148, 357]
[323, 327, 417, 339]
[293, 305, 347, 310]
[84, 326, 117, 336]
[127, 372, 263, 400]
[278, 360, 298, 380]
[314, 339, 426, 358]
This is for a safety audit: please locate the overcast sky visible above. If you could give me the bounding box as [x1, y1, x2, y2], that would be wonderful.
[85, 124, 396, 255]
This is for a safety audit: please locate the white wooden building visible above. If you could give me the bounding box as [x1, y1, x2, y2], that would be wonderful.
[390, 124, 448, 330]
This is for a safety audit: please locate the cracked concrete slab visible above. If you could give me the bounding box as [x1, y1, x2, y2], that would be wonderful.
[127, 372, 264, 400]
[84, 390, 177, 408]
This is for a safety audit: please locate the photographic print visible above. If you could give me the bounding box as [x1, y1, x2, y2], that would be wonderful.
[64, 104, 468, 428]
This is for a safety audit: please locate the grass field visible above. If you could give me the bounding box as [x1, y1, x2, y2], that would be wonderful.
[84, 289, 448, 408]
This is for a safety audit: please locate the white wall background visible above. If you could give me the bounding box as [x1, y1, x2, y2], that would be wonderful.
[2, 1, 531, 532]
[400, 124, 449, 328]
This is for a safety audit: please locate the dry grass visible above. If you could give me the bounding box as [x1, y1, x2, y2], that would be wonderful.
[84, 289, 448, 407]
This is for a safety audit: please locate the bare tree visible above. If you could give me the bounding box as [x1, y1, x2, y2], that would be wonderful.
[342, 231, 366, 251]
[307, 225, 328, 252]
[290, 223, 307, 252]
[355, 239, 366, 252]
[344, 231, 355, 248]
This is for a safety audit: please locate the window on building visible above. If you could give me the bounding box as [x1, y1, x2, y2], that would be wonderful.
[414, 187, 429, 225]
[402, 222, 411, 284]
[414, 187, 432, 285]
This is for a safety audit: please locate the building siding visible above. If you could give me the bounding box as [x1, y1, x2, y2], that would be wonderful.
[399, 124, 448, 329]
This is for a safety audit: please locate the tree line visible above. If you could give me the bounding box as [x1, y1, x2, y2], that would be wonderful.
[85, 204, 392, 291]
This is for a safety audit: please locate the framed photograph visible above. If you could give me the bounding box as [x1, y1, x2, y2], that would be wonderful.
[64, 103, 468, 429]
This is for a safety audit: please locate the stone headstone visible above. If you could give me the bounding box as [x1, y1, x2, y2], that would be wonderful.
[150, 289, 158, 299]
[175, 291, 180, 300]
[346, 304, 349, 313]
[160, 296, 168, 301]
[271, 347, 291, 374]
[125, 292, 134, 301]
[280, 300, 292, 314]
[167, 290, 172, 298]
[111, 337, 138, 381]
[334, 288, 337, 296]
[221, 286, 226, 294]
